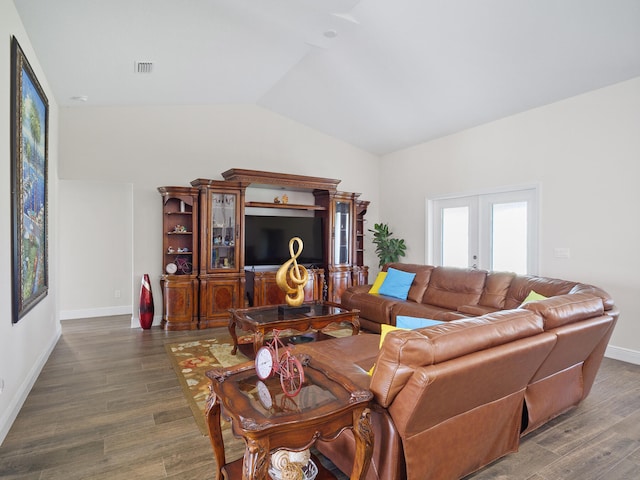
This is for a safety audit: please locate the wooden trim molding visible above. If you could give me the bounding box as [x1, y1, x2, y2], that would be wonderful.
[221, 168, 341, 192]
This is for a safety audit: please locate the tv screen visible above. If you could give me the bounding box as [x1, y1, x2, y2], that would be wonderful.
[245, 215, 324, 267]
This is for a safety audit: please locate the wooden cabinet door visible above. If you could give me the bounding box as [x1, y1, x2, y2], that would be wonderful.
[352, 265, 369, 286]
[193, 182, 244, 275]
[199, 275, 244, 328]
[327, 266, 353, 304]
[160, 276, 198, 330]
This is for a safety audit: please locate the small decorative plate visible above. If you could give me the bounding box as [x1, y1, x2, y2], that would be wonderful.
[166, 263, 178, 274]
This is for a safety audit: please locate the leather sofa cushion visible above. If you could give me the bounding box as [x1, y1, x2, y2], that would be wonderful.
[479, 271, 516, 308]
[370, 310, 544, 407]
[422, 267, 486, 309]
[390, 301, 462, 323]
[522, 293, 604, 330]
[296, 334, 379, 388]
[384, 263, 434, 303]
[457, 304, 500, 316]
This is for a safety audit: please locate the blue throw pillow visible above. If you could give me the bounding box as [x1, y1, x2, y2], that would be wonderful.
[378, 267, 416, 300]
[396, 315, 444, 329]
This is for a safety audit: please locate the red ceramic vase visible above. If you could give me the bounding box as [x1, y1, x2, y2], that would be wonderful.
[139, 274, 154, 329]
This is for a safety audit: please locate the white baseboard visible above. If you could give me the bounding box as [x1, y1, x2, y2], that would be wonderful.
[605, 345, 640, 365]
[0, 326, 62, 446]
[59, 305, 132, 320]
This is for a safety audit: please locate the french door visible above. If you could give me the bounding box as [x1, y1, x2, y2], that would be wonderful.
[429, 188, 538, 274]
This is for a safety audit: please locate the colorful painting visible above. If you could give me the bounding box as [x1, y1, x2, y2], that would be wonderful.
[11, 37, 49, 324]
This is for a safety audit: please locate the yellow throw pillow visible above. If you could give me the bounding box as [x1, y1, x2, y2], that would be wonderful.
[368, 324, 404, 375]
[520, 290, 548, 306]
[368, 272, 387, 294]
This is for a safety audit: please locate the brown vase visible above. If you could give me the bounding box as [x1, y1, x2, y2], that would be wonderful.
[139, 274, 154, 329]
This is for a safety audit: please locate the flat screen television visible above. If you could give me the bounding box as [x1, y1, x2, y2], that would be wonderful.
[244, 215, 324, 267]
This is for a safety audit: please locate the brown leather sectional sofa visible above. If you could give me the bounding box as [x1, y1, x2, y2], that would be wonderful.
[297, 263, 618, 480]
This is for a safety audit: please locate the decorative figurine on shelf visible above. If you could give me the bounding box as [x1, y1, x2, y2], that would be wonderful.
[281, 194, 289, 204]
[275, 237, 309, 308]
[175, 256, 192, 274]
[274, 196, 281, 204]
[167, 246, 175, 254]
[173, 224, 187, 233]
[254, 329, 304, 397]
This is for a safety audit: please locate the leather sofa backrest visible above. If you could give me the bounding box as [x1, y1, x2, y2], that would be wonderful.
[569, 283, 615, 311]
[504, 275, 576, 309]
[383, 263, 435, 303]
[521, 293, 604, 330]
[370, 309, 544, 407]
[479, 271, 516, 308]
[421, 266, 487, 309]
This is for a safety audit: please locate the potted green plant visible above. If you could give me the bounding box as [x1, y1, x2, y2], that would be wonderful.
[368, 223, 407, 268]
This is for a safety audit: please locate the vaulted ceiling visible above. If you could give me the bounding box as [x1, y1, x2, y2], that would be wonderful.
[14, 0, 640, 155]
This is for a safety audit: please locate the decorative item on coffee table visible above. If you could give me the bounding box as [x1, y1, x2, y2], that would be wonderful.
[276, 237, 310, 314]
[270, 449, 317, 480]
[255, 329, 305, 397]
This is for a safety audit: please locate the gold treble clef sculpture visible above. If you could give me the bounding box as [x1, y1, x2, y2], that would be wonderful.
[275, 237, 309, 307]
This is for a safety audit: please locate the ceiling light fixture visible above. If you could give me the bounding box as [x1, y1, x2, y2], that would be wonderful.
[323, 29, 338, 39]
[70, 95, 89, 102]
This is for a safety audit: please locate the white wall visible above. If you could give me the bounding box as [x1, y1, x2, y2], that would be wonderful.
[380, 77, 640, 362]
[58, 104, 381, 325]
[58, 180, 133, 319]
[0, 0, 60, 444]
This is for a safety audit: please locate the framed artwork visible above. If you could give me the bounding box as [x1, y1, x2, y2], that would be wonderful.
[10, 36, 49, 324]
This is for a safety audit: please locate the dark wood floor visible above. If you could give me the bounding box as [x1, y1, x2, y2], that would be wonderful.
[0, 315, 639, 479]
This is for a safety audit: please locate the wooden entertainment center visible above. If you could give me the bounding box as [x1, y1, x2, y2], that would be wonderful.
[158, 168, 369, 330]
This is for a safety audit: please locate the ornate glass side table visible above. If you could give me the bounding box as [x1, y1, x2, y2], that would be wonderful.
[205, 355, 373, 480]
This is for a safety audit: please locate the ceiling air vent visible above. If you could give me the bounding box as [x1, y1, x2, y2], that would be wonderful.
[134, 61, 154, 74]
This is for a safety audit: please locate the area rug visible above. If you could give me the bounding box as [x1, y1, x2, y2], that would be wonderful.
[165, 324, 354, 435]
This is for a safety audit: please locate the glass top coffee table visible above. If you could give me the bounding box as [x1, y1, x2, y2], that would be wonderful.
[229, 301, 360, 356]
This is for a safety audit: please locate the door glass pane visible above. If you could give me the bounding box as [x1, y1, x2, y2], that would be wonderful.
[211, 193, 236, 269]
[491, 202, 527, 274]
[442, 206, 468, 268]
[334, 201, 350, 264]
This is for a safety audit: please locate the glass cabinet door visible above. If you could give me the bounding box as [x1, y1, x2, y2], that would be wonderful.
[334, 200, 351, 264]
[210, 192, 237, 270]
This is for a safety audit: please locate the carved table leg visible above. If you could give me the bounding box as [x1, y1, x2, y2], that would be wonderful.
[350, 407, 374, 480]
[229, 318, 239, 355]
[243, 437, 269, 480]
[350, 316, 361, 336]
[204, 387, 225, 479]
[253, 329, 265, 355]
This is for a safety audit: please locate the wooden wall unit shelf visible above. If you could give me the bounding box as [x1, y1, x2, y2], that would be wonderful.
[222, 168, 340, 192]
[245, 201, 326, 211]
[158, 186, 200, 330]
[158, 169, 369, 330]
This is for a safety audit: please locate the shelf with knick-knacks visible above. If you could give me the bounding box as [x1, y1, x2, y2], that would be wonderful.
[210, 192, 238, 270]
[158, 186, 200, 331]
[159, 189, 199, 276]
